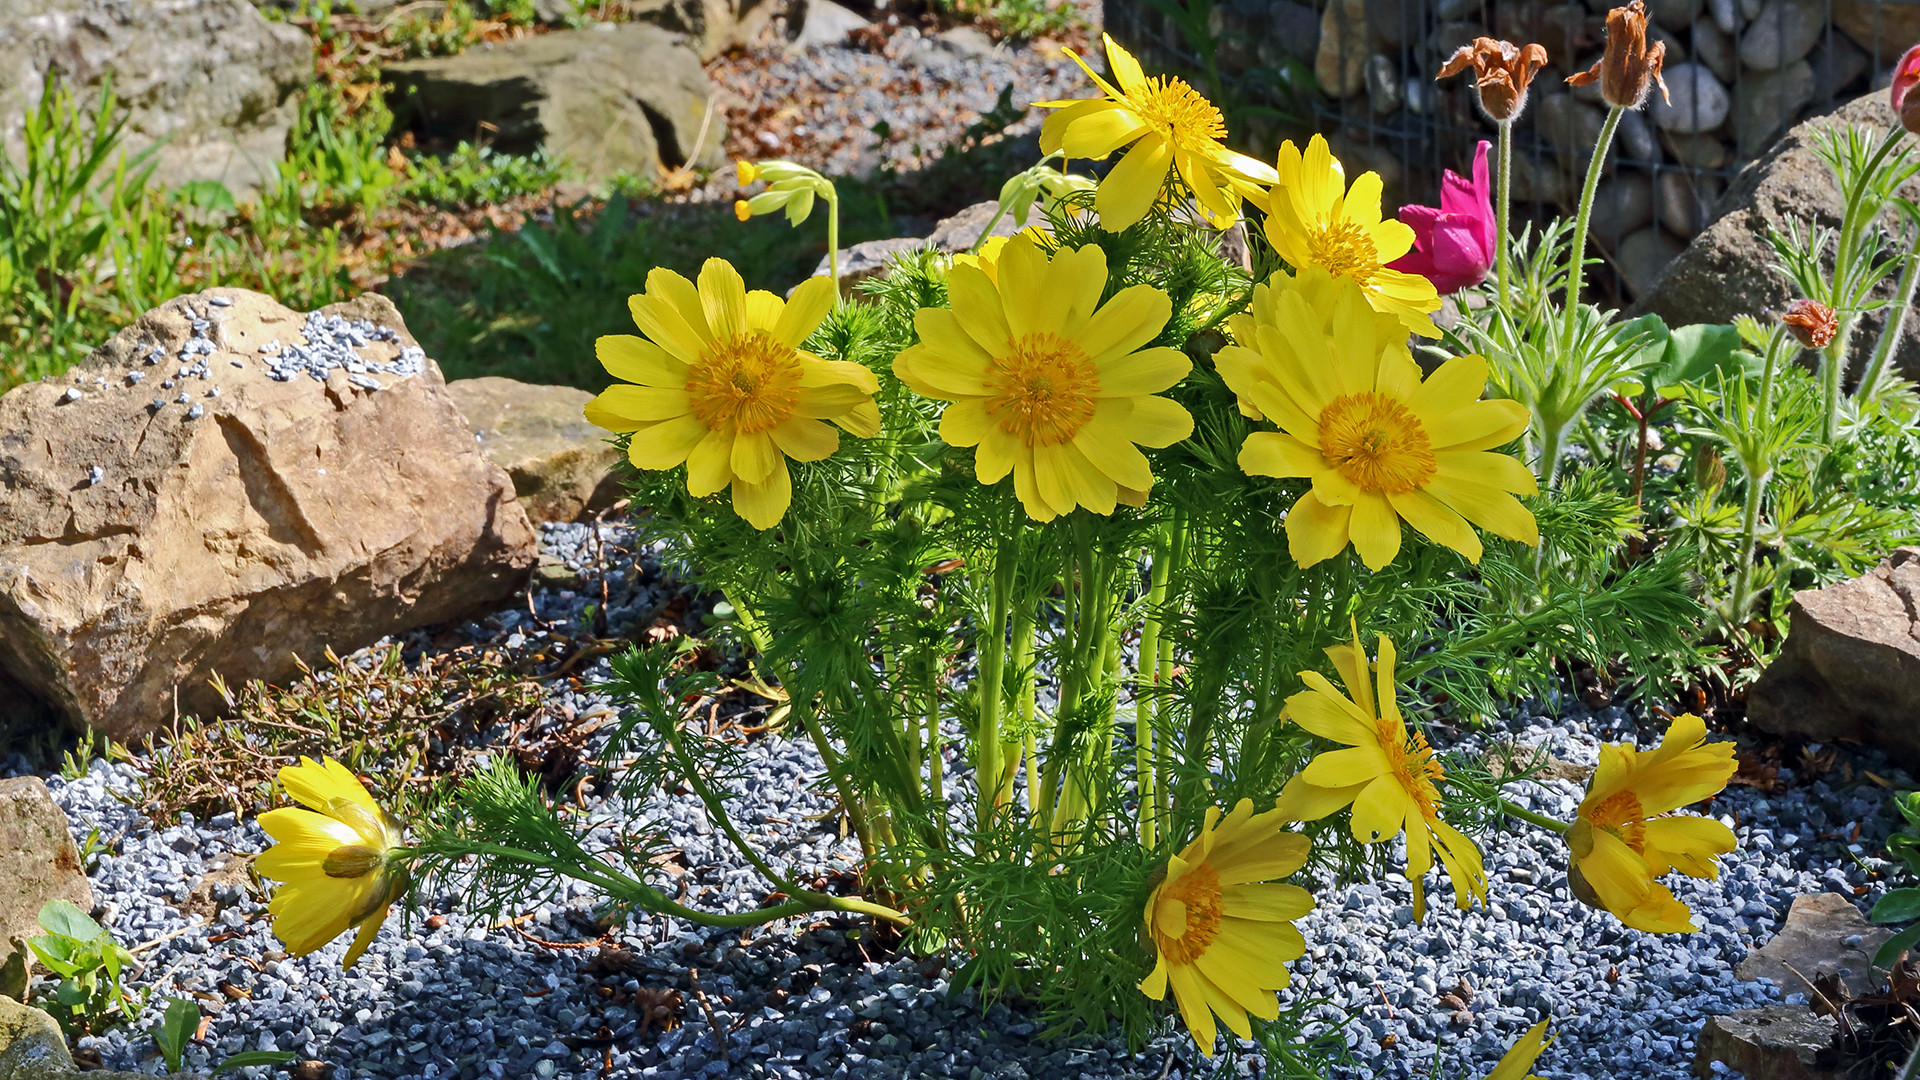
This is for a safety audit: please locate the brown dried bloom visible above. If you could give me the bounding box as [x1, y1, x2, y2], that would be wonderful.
[1439, 38, 1551, 123]
[1781, 299, 1838, 349]
[1567, 1, 1668, 110]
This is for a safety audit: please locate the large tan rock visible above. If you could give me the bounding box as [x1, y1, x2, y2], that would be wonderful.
[446, 377, 623, 524]
[1692, 1005, 1840, 1080]
[1736, 892, 1892, 998]
[0, 993, 201, 1079]
[1748, 548, 1920, 766]
[1632, 92, 1920, 379]
[0, 778, 90, 981]
[0, 289, 538, 741]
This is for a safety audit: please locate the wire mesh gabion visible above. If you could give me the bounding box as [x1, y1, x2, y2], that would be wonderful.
[1107, 0, 1920, 303]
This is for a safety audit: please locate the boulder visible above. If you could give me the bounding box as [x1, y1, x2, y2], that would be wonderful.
[0, 779, 90, 983]
[385, 24, 725, 184]
[808, 199, 1052, 293]
[0, 992, 202, 1079]
[1736, 892, 1893, 998]
[1734, 60, 1816, 156]
[0, 0, 310, 198]
[446, 377, 624, 524]
[1631, 92, 1920, 380]
[1832, 0, 1920, 58]
[0, 289, 538, 741]
[788, 0, 870, 49]
[1313, 0, 1367, 99]
[1748, 547, 1920, 767]
[617, 0, 781, 60]
[1692, 1006, 1840, 1080]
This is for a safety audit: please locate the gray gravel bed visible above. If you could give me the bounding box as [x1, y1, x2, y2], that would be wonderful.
[17, 521, 1911, 1079]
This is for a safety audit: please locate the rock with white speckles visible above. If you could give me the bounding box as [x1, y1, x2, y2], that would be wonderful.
[0, 289, 537, 741]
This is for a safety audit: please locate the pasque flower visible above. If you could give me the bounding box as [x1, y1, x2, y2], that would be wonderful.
[1037, 34, 1278, 230]
[1214, 268, 1538, 570]
[1892, 45, 1920, 136]
[1568, 1, 1669, 109]
[1256, 135, 1443, 336]
[257, 757, 408, 968]
[1781, 299, 1838, 349]
[1140, 799, 1314, 1057]
[1274, 625, 1488, 922]
[1567, 713, 1738, 933]
[1388, 140, 1497, 294]
[894, 232, 1193, 521]
[584, 261, 881, 530]
[1438, 38, 1551, 123]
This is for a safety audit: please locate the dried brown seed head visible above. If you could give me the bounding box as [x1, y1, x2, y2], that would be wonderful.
[1439, 37, 1551, 123]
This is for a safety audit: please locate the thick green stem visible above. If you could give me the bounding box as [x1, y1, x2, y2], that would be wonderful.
[1732, 333, 1788, 622]
[1497, 798, 1570, 836]
[1857, 243, 1920, 402]
[1562, 106, 1625, 352]
[1496, 120, 1514, 311]
[1134, 534, 1172, 851]
[1535, 417, 1571, 490]
[975, 531, 1017, 832]
[826, 187, 840, 290]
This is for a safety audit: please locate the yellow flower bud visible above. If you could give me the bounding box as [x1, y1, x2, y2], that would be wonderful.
[736, 160, 758, 186]
[734, 199, 753, 222]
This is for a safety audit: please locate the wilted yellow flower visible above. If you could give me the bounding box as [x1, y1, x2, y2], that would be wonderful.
[1037, 34, 1277, 231]
[584, 261, 881, 529]
[1487, 1021, 1554, 1080]
[1567, 713, 1737, 933]
[1214, 268, 1537, 570]
[1255, 135, 1442, 337]
[1140, 799, 1314, 1057]
[257, 757, 407, 969]
[1275, 626, 1487, 921]
[894, 232, 1192, 521]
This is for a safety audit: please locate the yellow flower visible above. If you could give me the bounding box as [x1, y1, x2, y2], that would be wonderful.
[1256, 134, 1442, 337]
[1037, 33, 1277, 231]
[894, 232, 1193, 521]
[256, 757, 407, 969]
[1214, 268, 1538, 570]
[1487, 1021, 1553, 1080]
[735, 159, 758, 186]
[1140, 799, 1314, 1057]
[1567, 713, 1738, 933]
[584, 260, 881, 530]
[1274, 626, 1487, 921]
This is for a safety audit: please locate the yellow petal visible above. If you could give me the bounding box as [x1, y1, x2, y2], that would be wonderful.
[588, 384, 691, 423]
[1347, 491, 1403, 570]
[1301, 744, 1391, 789]
[769, 416, 840, 461]
[629, 289, 706, 365]
[279, 757, 378, 817]
[1238, 431, 1322, 478]
[1124, 396, 1193, 448]
[731, 431, 780, 484]
[1350, 773, 1412, 843]
[731, 457, 792, 529]
[698, 259, 749, 340]
[1487, 1021, 1554, 1080]
[1272, 773, 1366, 823]
[1386, 488, 1483, 564]
[596, 334, 687, 386]
[775, 275, 837, 346]
[949, 264, 1014, 356]
[1096, 134, 1174, 232]
[1076, 285, 1172, 365]
[627, 414, 709, 470]
[1094, 346, 1189, 396]
[1285, 491, 1352, 568]
[685, 428, 733, 497]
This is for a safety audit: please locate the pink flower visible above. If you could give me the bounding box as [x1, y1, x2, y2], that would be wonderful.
[1892, 44, 1920, 136]
[1387, 141, 1496, 295]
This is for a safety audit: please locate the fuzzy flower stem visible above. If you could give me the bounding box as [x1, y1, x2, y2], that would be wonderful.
[1134, 530, 1173, 852]
[1498, 798, 1571, 835]
[1562, 105, 1625, 352]
[1822, 128, 1907, 436]
[1732, 330, 1790, 625]
[1496, 119, 1514, 311]
[826, 184, 841, 291]
[1856, 238, 1920, 402]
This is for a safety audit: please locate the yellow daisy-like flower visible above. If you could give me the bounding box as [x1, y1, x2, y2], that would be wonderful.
[256, 757, 408, 969]
[1036, 33, 1277, 231]
[1487, 1021, 1554, 1080]
[584, 260, 881, 530]
[1214, 268, 1538, 570]
[1567, 713, 1738, 933]
[1274, 626, 1487, 922]
[1257, 134, 1442, 337]
[894, 232, 1193, 521]
[1140, 798, 1315, 1057]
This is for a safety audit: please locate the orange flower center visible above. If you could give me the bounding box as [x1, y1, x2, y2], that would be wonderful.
[1380, 719, 1446, 819]
[1584, 790, 1648, 853]
[1306, 219, 1382, 286]
[985, 333, 1099, 447]
[1318, 392, 1438, 494]
[1129, 76, 1228, 156]
[1150, 862, 1223, 965]
[685, 331, 802, 435]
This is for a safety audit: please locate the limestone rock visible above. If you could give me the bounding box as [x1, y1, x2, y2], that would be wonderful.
[0, 995, 70, 1080]
[1739, 0, 1824, 71]
[1314, 0, 1368, 100]
[1737, 892, 1893, 998]
[1735, 60, 1815, 156]
[788, 0, 869, 49]
[809, 200, 1051, 293]
[385, 24, 725, 183]
[1748, 548, 1920, 768]
[1631, 92, 1920, 379]
[1692, 1006, 1840, 1080]
[446, 377, 624, 524]
[811, 237, 929, 296]
[1651, 62, 1731, 134]
[0, 289, 538, 741]
[0, 779, 89, 983]
[0, 0, 310, 197]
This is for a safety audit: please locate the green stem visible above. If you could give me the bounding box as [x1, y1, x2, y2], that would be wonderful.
[826, 185, 841, 291]
[1135, 535, 1172, 851]
[976, 527, 1017, 832]
[971, 201, 1011, 254]
[1731, 333, 1787, 626]
[1822, 128, 1906, 434]
[1535, 417, 1571, 490]
[1496, 120, 1513, 312]
[1857, 242, 1920, 402]
[1562, 106, 1624, 352]
[1497, 798, 1570, 836]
